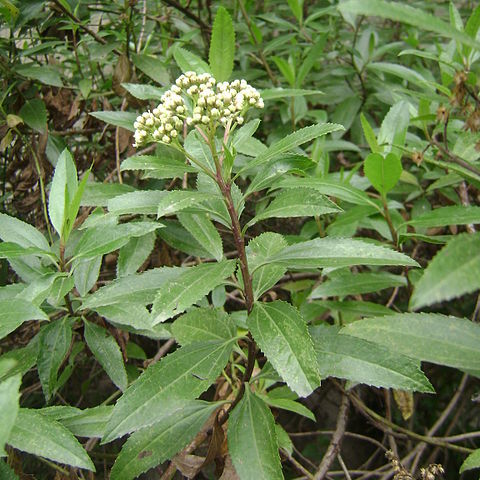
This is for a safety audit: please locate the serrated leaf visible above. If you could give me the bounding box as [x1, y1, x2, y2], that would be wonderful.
[364, 152, 402, 196]
[274, 176, 380, 210]
[360, 113, 380, 153]
[0, 375, 21, 456]
[247, 233, 288, 301]
[248, 301, 320, 397]
[117, 231, 155, 277]
[84, 320, 128, 391]
[120, 154, 196, 178]
[0, 213, 50, 251]
[260, 394, 316, 422]
[16, 64, 62, 87]
[177, 212, 223, 261]
[81, 183, 136, 207]
[157, 191, 219, 218]
[237, 123, 344, 176]
[73, 222, 161, 261]
[338, 0, 480, 51]
[110, 401, 219, 480]
[158, 220, 211, 258]
[73, 255, 102, 297]
[131, 53, 170, 85]
[228, 389, 284, 480]
[209, 6, 235, 81]
[311, 325, 433, 392]
[8, 409, 95, 471]
[406, 206, 480, 228]
[48, 149, 78, 238]
[377, 100, 410, 156]
[246, 188, 341, 228]
[0, 299, 48, 340]
[107, 190, 165, 215]
[102, 339, 235, 442]
[37, 317, 73, 401]
[58, 406, 113, 438]
[19, 98, 47, 133]
[310, 272, 407, 298]
[121, 83, 165, 100]
[311, 300, 394, 317]
[89, 111, 137, 131]
[82, 266, 186, 309]
[174, 46, 211, 74]
[172, 307, 236, 345]
[0, 243, 54, 261]
[260, 237, 418, 271]
[0, 340, 39, 382]
[460, 449, 480, 474]
[342, 313, 480, 371]
[410, 233, 480, 310]
[152, 260, 236, 324]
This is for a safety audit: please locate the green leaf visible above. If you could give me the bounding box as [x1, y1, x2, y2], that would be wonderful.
[338, 0, 480, 51]
[81, 183, 136, 207]
[157, 190, 219, 218]
[121, 83, 165, 100]
[260, 88, 323, 100]
[89, 111, 137, 131]
[158, 220, 211, 258]
[82, 266, 186, 309]
[172, 307, 236, 345]
[274, 176, 380, 210]
[16, 64, 62, 87]
[311, 325, 433, 392]
[0, 460, 18, 479]
[342, 313, 480, 371]
[260, 394, 316, 422]
[107, 190, 165, 215]
[131, 53, 170, 85]
[0, 340, 39, 382]
[209, 6, 235, 81]
[19, 98, 47, 133]
[177, 212, 223, 261]
[410, 233, 480, 310]
[275, 424, 294, 457]
[247, 233, 288, 301]
[364, 152, 403, 196]
[56, 406, 113, 438]
[48, 149, 78, 238]
[309, 272, 407, 298]
[73, 256, 102, 297]
[152, 260, 236, 324]
[360, 113, 381, 153]
[261, 237, 418, 270]
[102, 339, 235, 442]
[120, 154, 196, 178]
[37, 317, 73, 402]
[110, 401, 219, 480]
[228, 389, 284, 480]
[73, 222, 161, 261]
[117, 231, 155, 277]
[0, 242, 54, 261]
[0, 213, 50, 251]
[460, 448, 480, 474]
[0, 299, 48, 340]
[248, 301, 320, 397]
[84, 320, 128, 392]
[173, 46, 211, 75]
[246, 188, 341, 228]
[311, 300, 395, 317]
[237, 123, 344, 176]
[406, 206, 480, 228]
[272, 56, 295, 86]
[8, 409, 95, 471]
[0, 375, 21, 456]
[377, 100, 410, 156]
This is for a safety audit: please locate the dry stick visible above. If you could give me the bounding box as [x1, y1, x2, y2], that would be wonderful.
[408, 372, 469, 474]
[313, 392, 350, 480]
[337, 454, 353, 480]
[431, 137, 480, 177]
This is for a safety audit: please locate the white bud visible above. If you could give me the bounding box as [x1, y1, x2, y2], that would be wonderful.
[193, 113, 201, 122]
[201, 115, 209, 124]
[237, 116, 244, 125]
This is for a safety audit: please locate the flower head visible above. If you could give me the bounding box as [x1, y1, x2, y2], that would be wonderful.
[133, 72, 263, 147]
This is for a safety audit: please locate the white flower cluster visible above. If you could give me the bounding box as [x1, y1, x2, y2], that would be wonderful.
[133, 71, 264, 146]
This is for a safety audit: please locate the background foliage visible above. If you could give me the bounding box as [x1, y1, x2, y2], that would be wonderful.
[1, 0, 480, 479]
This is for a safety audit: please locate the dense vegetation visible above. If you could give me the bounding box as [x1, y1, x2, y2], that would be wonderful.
[1, 1, 480, 479]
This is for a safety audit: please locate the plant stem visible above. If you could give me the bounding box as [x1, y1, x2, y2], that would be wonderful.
[381, 195, 398, 247]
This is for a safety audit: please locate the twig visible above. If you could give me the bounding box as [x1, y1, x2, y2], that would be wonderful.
[337, 454, 353, 480]
[313, 392, 350, 480]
